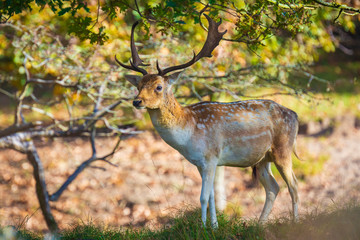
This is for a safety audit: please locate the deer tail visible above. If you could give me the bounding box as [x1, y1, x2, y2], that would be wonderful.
[293, 140, 304, 161]
[252, 166, 259, 186]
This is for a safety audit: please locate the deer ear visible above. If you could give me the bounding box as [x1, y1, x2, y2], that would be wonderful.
[167, 71, 183, 85]
[125, 75, 142, 87]
[168, 71, 184, 85]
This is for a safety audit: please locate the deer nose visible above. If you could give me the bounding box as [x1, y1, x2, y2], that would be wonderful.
[133, 99, 142, 107]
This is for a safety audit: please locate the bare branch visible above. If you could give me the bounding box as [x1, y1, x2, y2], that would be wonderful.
[90, 0, 101, 29]
[90, 127, 97, 158]
[102, 118, 142, 135]
[28, 77, 78, 88]
[313, 0, 360, 14]
[265, 0, 315, 10]
[94, 136, 122, 165]
[22, 105, 56, 121]
[85, 99, 124, 128]
[0, 122, 42, 138]
[191, 81, 203, 101]
[0, 88, 16, 99]
[0, 133, 28, 152]
[94, 78, 108, 114]
[25, 140, 58, 232]
[49, 154, 95, 202]
[49, 135, 122, 202]
[14, 56, 31, 125]
[134, 0, 143, 17]
[64, 95, 73, 128]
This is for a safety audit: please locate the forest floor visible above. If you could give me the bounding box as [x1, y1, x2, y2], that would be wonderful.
[0, 115, 360, 231]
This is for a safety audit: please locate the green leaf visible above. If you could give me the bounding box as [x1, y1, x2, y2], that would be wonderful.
[58, 7, 71, 16]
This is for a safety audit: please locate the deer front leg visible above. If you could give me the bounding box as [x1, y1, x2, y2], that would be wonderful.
[198, 161, 217, 227]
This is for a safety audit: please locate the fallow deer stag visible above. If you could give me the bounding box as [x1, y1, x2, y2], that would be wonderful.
[116, 15, 300, 227]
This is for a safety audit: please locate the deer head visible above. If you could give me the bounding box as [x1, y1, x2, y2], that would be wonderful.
[116, 14, 227, 109]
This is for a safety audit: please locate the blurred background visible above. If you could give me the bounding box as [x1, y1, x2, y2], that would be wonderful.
[0, 0, 359, 231]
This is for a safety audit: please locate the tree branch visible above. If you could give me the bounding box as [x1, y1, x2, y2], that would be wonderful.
[49, 135, 122, 202]
[25, 140, 58, 232]
[27, 77, 78, 88]
[313, 0, 360, 14]
[0, 122, 42, 138]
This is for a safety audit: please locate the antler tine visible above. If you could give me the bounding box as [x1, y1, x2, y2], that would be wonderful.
[115, 21, 148, 75]
[158, 14, 226, 76]
[130, 59, 148, 75]
[115, 55, 133, 70]
[159, 51, 196, 76]
[195, 14, 227, 60]
[156, 60, 164, 76]
[130, 21, 149, 68]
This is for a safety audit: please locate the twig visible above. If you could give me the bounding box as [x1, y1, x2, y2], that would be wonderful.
[22, 105, 55, 121]
[15, 56, 30, 125]
[64, 95, 73, 128]
[313, 0, 360, 14]
[191, 81, 202, 101]
[102, 118, 142, 134]
[334, 9, 343, 22]
[94, 78, 107, 114]
[90, 0, 101, 29]
[134, 0, 143, 17]
[28, 77, 78, 88]
[0, 88, 15, 99]
[85, 99, 124, 128]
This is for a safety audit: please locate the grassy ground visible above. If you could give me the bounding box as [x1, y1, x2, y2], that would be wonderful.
[2, 203, 359, 240]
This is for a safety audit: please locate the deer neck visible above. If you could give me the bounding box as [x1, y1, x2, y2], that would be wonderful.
[147, 93, 188, 130]
[147, 93, 195, 152]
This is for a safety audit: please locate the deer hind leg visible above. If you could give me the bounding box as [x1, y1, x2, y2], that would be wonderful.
[274, 156, 299, 221]
[214, 166, 226, 211]
[257, 160, 280, 222]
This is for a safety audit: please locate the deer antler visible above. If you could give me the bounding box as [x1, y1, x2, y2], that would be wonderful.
[157, 14, 227, 76]
[115, 21, 149, 75]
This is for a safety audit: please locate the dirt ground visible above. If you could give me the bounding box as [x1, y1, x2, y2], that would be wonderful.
[0, 117, 360, 231]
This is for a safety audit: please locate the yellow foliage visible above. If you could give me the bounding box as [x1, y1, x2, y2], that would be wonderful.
[53, 85, 66, 96]
[194, 33, 203, 41]
[0, 35, 7, 55]
[66, 92, 82, 105]
[233, 0, 246, 9]
[216, 65, 227, 72]
[25, 62, 32, 69]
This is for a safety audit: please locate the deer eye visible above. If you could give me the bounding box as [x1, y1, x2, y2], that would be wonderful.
[155, 85, 163, 92]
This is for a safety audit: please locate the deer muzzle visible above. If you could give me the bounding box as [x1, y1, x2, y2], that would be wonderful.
[133, 99, 143, 109]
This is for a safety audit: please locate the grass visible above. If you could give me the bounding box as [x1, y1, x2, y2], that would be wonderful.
[266, 203, 360, 240]
[2, 203, 360, 240]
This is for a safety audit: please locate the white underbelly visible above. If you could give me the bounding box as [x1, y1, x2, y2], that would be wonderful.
[217, 144, 270, 167]
[217, 132, 272, 167]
